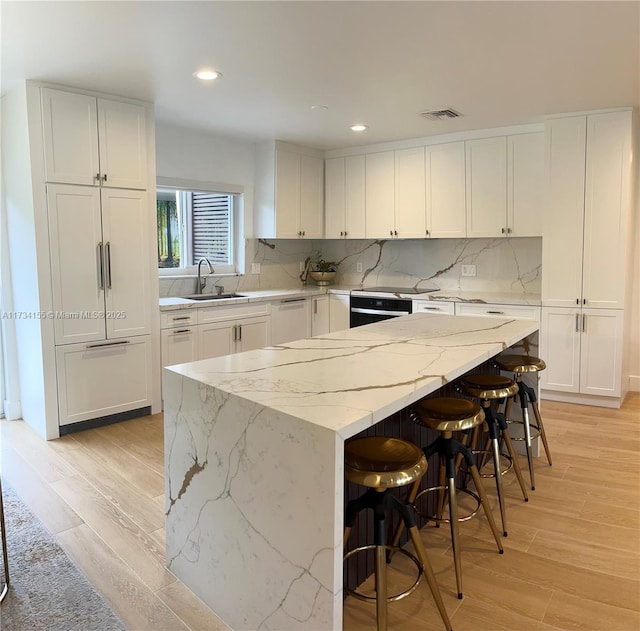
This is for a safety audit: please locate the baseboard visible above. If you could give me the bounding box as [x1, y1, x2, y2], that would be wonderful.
[3, 399, 22, 421]
[541, 390, 622, 409]
[59, 406, 152, 435]
[629, 375, 640, 392]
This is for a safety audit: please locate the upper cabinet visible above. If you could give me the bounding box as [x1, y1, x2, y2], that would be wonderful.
[465, 136, 507, 237]
[542, 111, 632, 309]
[41, 88, 147, 190]
[255, 141, 324, 239]
[324, 156, 365, 239]
[365, 148, 426, 239]
[425, 141, 466, 238]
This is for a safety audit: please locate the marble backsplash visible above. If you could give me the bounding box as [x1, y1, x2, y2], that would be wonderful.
[158, 237, 541, 297]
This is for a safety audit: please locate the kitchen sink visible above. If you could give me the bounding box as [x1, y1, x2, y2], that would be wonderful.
[181, 293, 244, 301]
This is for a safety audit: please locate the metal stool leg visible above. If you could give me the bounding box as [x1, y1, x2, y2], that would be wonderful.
[518, 380, 536, 490]
[532, 401, 553, 466]
[373, 502, 388, 631]
[0, 477, 9, 603]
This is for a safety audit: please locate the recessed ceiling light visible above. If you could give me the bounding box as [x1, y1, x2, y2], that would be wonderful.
[193, 69, 222, 81]
[350, 124, 368, 132]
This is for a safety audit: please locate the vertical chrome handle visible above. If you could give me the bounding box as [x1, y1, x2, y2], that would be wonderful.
[575, 313, 580, 332]
[238, 324, 242, 341]
[314, 299, 318, 314]
[582, 313, 586, 332]
[102, 174, 108, 183]
[232, 324, 237, 341]
[97, 242, 104, 289]
[104, 242, 112, 289]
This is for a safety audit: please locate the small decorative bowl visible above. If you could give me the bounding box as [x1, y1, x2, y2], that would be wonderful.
[309, 271, 337, 286]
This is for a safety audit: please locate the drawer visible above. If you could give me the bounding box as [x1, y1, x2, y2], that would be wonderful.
[413, 300, 455, 315]
[198, 301, 270, 324]
[160, 310, 197, 329]
[454, 302, 541, 322]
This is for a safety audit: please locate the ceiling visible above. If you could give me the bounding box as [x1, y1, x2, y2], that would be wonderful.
[2, 1, 639, 150]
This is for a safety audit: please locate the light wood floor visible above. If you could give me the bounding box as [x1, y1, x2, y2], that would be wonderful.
[1, 394, 639, 631]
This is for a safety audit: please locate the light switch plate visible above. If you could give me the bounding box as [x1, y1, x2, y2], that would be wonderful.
[461, 264, 476, 277]
[251, 262, 261, 274]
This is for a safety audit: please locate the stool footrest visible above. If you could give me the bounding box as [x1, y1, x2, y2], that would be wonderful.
[505, 419, 542, 441]
[414, 485, 481, 523]
[344, 545, 423, 603]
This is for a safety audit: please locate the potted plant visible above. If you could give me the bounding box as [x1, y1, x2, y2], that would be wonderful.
[308, 255, 339, 286]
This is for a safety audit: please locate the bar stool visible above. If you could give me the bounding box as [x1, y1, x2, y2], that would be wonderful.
[403, 398, 504, 600]
[458, 374, 529, 538]
[344, 436, 452, 631]
[0, 477, 9, 603]
[495, 354, 553, 490]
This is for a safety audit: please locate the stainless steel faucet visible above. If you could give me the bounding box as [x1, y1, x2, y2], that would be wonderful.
[196, 257, 215, 294]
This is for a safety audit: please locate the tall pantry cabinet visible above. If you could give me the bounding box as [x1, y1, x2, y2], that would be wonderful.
[541, 110, 634, 406]
[1, 82, 159, 439]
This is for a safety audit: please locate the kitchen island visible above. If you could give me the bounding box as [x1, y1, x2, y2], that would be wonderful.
[163, 313, 538, 631]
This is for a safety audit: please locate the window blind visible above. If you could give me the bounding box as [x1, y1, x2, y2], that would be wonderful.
[191, 193, 232, 265]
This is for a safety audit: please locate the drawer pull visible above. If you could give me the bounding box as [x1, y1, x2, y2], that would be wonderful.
[172, 316, 191, 321]
[173, 329, 191, 334]
[281, 297, 306, 304]
[86, 340, 130, 349]
[486, 310, 505, 315]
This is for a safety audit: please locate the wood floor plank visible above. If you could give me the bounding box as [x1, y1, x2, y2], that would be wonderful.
[57, 524, 190, 631]
[156, 582, 231, 631]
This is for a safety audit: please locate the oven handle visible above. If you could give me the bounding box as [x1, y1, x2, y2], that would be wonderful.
[350, 307, 411, 316]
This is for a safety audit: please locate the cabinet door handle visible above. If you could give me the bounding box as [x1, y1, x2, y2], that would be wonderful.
[582, 314, 586, 332]
[575, 313, 580, 332]
[394, 230, 398, 237]
[390, 230, 393, 236]
[314, 299, 318, 314]
[501, 227, 506, 234]
[173, 329, 191, 334]
[104, 242, 112, 289]
[344, 231, 347, 237]
[238, 324, 242, 341]
[576, 298, 579, 305]
[86, 340, 130, 349]
[232, 324, 237, 341]
[583, 298, 586, 305]
[425, 230, 430, 237]
[95, 173, 101, 184]
[97, 242, 104, 290]
[103, 174, 107, 182]
[507, 227, 512, 234]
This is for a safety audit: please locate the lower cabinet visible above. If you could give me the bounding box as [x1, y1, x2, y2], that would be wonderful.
[198, 317, 270, 359]
[329, 293, 350, 332]
[161, 327, 198, 367]
[56, 336, 152, 426]
[271, 297, 311, 345]
[311, 295, 330, 336]
[540, 307, 623, 397]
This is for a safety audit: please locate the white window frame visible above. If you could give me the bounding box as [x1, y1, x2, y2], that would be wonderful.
[156, 176, 243, 278]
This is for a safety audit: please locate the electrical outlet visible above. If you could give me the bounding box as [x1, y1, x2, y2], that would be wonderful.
[251, 262, 261, 274]
[461, 264, 476, 277]
[356, 262, 363, 273]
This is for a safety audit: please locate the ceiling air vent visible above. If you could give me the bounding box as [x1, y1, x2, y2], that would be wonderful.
[419, 108, 463, 121]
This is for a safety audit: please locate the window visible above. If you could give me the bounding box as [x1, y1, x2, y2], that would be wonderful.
[157, 187, 237, 274]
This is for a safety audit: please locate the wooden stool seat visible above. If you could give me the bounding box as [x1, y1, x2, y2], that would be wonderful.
[344, 437, 452, 631]
[496, 354, 546, 374]
[459, 374, 518, 400]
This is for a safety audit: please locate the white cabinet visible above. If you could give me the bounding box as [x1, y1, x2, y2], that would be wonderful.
[271, 297, 311, 344]
[541, 110, 632, 406]
[161, 327, 197, 368]
[47, 184, 151, 345]
[56, 336, 152, 427]
[324, 156, 365, 238]
[365, 149, 426, 239]
[329, 294, 350, 332]
[425, 142, 466, 238]
[41, 88, 147, 190]
[465, 137, 507, 237]
[413, 300, 455, 315]
[255, 142, 324, 239]
[541, 307, 623, 398]
[507, 132, 544, 237]
[198, 316, 270, 359]
[455, 302, 541, 322]
[365, 151, 396, 238]
[311, 295, 330, 337]
[542, 111, 632, 309]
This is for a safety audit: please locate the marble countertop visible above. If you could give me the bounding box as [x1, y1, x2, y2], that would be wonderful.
[166, 312, 538, 439]
[159, 285, 540, 311]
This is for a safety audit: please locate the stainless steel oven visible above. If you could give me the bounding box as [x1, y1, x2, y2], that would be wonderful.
[349, 286, 439, 328]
